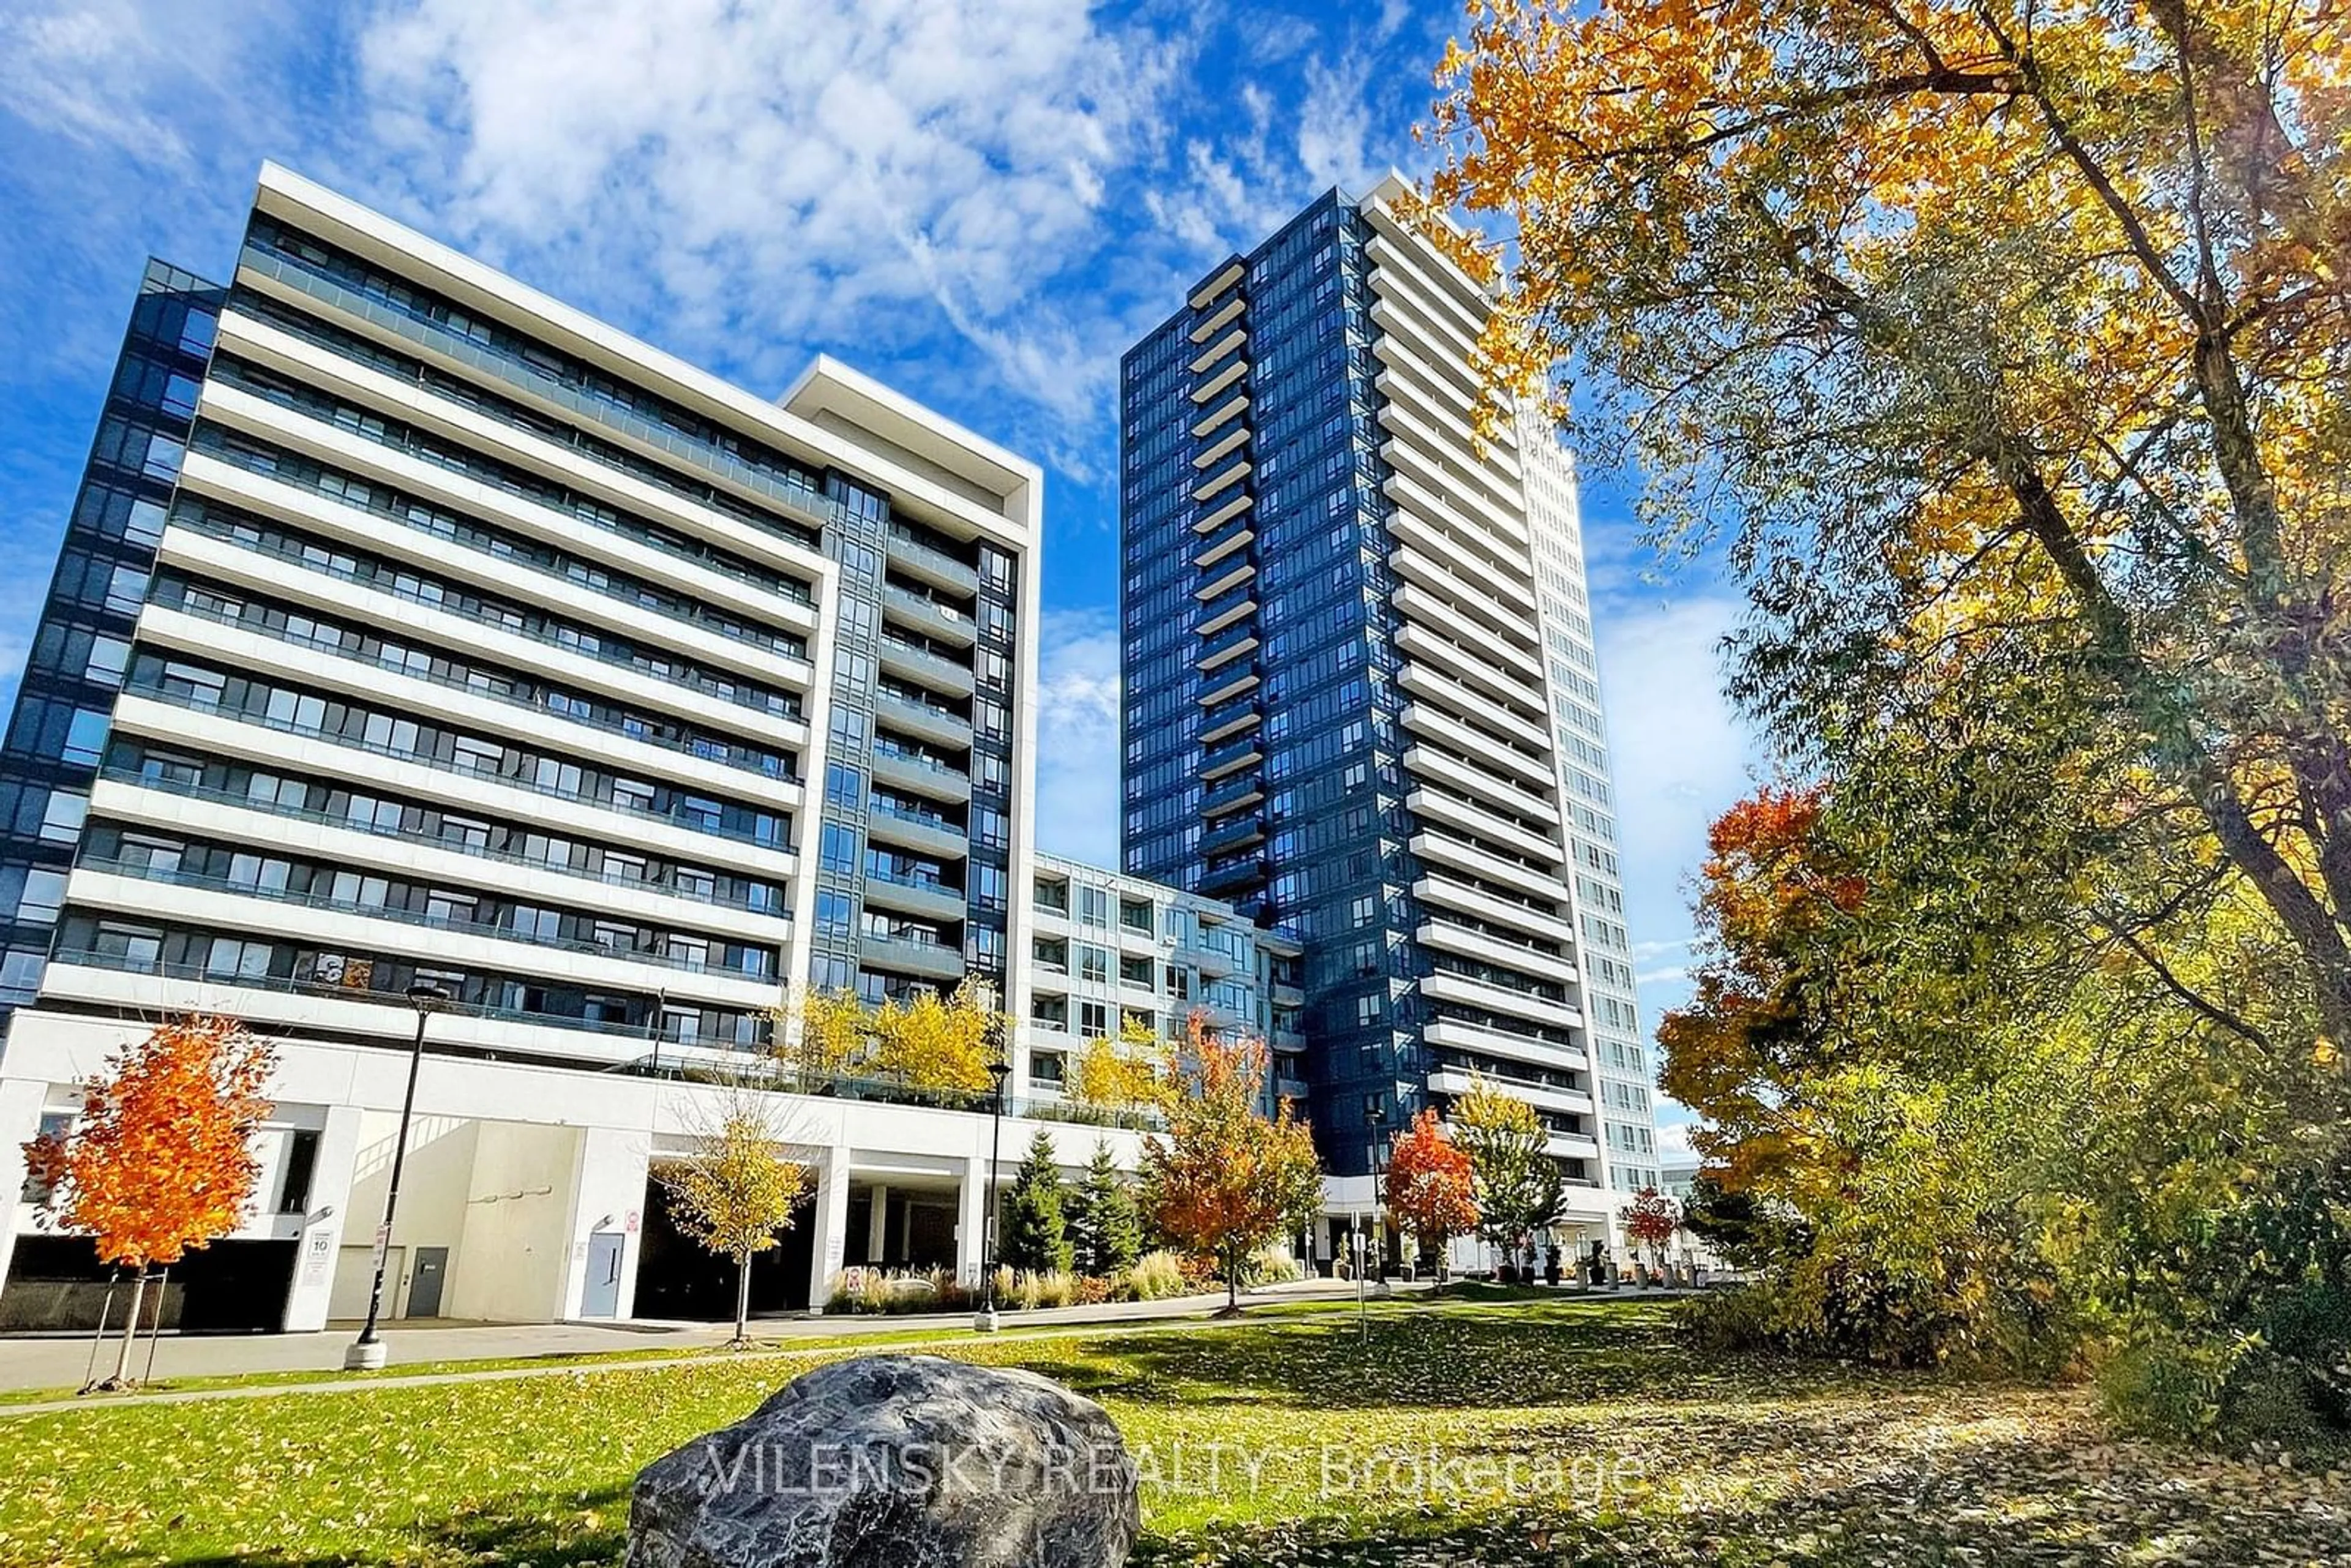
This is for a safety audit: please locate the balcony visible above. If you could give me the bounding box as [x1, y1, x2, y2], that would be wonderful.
[1191, 392, 1248, 438]
[1198, 667, 1259, 708]
[1188, 328, 1247, 377]
[1188, 259, 1244, 310]
[862, 871, 969, 925]
[1199, 738, 1263, 782]
[1213, 780, 1269, 827]
[1191, 422, 1249, 468]
[1193, 490, 1253, 534]
[1201, 857, 1267, 897]
[1423, 1017, 1586, 1076]
[1417, 914, 1579, 984]
[886, 528, 982, 596]
[1196, 626, 1259, 672]
[882, 583, 977, 648]
[1412, 872, 1577, 946]
[1194, 523, 1254, 572]
[879, 636, 977, 700]
[1190, 358, 1248, 406]
[1201, 817, 1265, 858]
[1193, 590, 1257, 640]
[1421, 970, 1578, 1029]
[1428, 1065, 1591, 1117]
[860, 930, 967, 983]
[871, 745, 970, 805]
[874, 688, 972, 751]
[1198, 703, 1261, 749]
[1190, 291, 1245, 342]
[866, 801, 970, 862]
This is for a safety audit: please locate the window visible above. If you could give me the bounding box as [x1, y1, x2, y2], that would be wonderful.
[1033, 876, 1068, 913]
[1079, 1001, 1110, 1038]
[1078, 944, 1109, 984]
[1119, 953, 1154, 987]
[14, 869, 68, 922]
[93, 923, 162, 969]
[427, 890, 479, 927]
[1349, 895, 1376, 928]
[21, 1112, 73, 1202]
[1164, 964, 1192, 1000]
[1119, 895, 1154, 933]
[36, 789, 86, 845]
[453, 737, 504, 773]
[1033, 937, 1068, 972]
[1355, 992, 1382, 1027]
[1032, 992, 1068, 1028]
[1078, 886, 1110, 926]
[204, 936, 272, 981]
[509, 906, 561, 942]
[279, 1128, 321, 1214]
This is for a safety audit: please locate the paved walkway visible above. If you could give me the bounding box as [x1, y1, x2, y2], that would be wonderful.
[0, 1278, 1427, 1411]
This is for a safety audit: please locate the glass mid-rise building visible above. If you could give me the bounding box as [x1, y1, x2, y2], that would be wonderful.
[0, 163, 1077, 1333]
[1119, 176, 1663, 1221]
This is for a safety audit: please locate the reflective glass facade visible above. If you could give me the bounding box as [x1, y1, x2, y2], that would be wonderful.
[0, 261, 225, 1010]
[1122, 182, 1663, 1192]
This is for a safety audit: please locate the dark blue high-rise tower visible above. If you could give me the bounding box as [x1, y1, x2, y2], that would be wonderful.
[1119, 179, 1663, 1216]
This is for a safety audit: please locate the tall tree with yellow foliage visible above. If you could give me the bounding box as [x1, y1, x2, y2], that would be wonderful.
[1428, 0, 2351, 1042]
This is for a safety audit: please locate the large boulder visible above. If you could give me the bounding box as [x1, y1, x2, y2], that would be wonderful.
[626, 1354, 1141, 1568]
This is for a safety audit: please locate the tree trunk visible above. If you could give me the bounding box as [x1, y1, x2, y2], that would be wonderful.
[110, 1274, 147, 1387]
[733, 1250, 752, 1346]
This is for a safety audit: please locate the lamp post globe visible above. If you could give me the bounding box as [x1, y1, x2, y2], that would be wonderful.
[343, 981, 447, 1371]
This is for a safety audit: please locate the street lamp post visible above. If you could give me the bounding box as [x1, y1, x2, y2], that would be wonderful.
[974, 1022, 1011, 1334]
[343, 982, 447, 1371]
[1365, 1101, 1390, 1297]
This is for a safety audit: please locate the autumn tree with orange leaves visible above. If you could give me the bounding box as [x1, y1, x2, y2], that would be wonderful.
[1139, 1019, 1323, 1314]
[23, 1016, 276, 1387]
[1384, 1109, 1479, 1272]
[1658, 787, 1865, 1197]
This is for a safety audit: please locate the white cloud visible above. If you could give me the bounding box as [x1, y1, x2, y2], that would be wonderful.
[0, 1, 308, 162]
[1594, 591, 1752, 907]
[1029, 607, 1122, 867]
[1297, 56, 1378, 193]
[350, 0, 1198, 437]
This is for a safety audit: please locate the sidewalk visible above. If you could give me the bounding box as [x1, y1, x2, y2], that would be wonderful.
[0, 1277, 1398, 1402]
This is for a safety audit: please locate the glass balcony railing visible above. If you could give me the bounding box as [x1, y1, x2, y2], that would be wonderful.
[241, 248, 850, 539]
[75, 857, 775, 980]
[120, 682, 794, 852]
[50, 946, 735, 1046]
[95, 767, 789, 915]
[884, 527, 982, 591]
[159, 598, 797, 783]
[174, 513, 808, 722]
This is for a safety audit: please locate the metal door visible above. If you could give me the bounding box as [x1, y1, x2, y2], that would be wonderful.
[407, 1246, 449, 1318]
[583, 1232, 624, 1318]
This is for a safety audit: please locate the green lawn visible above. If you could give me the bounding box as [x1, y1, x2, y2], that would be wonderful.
[0, 1297, 2341, 1566]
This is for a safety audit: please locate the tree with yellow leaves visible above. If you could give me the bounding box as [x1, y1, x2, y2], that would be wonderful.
[655, 1083, 813, 1347]
[1428, 0, 2351, 1045]
[776, 980, 1007, 1096]
[1068, 1011, 1172, 1113]
[871, 978, 1005, 1095]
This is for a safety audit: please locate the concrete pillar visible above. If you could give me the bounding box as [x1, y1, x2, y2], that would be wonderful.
[282, 1105, 364, 1332]
[562, 1127, 650, 1321]
[0, 1076, 53, 1307]
[806, 1146, 852, 1312]
[956, 1152, 988, 1287]
[865, 1180, 888, 1264]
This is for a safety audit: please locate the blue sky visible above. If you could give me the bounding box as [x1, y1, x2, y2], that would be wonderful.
[0, 0, 1758, 1142]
